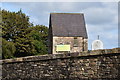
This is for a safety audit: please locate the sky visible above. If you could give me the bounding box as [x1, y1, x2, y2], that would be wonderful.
[1, 2, 118, 50]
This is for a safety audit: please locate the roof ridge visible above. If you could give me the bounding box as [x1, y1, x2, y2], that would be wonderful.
[50, 13, 84, 15]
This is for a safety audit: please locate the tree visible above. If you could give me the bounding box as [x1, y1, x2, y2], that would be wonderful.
[1, 9, 48, 59]
[2, 9, 34, 57]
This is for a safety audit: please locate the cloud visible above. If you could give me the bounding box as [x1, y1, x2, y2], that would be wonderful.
[1, 0, 119, 2]
[82, 7, 117, 25]
[1, 2, 106, 25]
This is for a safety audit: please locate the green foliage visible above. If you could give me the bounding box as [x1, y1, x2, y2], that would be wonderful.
[1, 9, 48, 59]
[2, 9, 31, 42]
[2, 39, 16, 59]
[27, 25, 48, 55]
[33, 40, 47, 55]
[14, 37, 36, 57]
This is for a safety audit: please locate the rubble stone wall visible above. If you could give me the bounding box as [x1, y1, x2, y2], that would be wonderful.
[2, 48, 120, 80]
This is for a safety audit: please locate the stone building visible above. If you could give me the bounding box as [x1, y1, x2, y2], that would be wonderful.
[48, 13, 88, 54]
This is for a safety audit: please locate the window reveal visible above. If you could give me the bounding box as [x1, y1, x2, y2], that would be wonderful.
[74, 37, 78, 47]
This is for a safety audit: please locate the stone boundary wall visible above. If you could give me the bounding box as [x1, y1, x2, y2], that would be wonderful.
[2, 48, 120, 80]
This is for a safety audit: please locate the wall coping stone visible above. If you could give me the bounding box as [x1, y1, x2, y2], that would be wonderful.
[2, 48, 120, 63]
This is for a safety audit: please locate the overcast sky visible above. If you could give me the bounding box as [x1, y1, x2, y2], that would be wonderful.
[2, 2, 118, 50]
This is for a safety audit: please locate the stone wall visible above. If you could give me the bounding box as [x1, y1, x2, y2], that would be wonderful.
[2, 48, 120, 80]
[53, 37, 88, 54]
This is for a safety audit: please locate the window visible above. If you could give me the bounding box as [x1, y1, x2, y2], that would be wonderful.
[74, 37, 78, 47]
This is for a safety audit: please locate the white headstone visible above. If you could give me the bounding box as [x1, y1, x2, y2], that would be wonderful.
[92, 40, 103, 50]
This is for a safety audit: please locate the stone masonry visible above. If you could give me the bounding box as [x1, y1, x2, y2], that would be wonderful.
[2, 48, 120, 80]
[53, 37, 88, 54]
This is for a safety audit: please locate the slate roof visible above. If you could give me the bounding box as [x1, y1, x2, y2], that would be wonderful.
[49, 13, 88, 38]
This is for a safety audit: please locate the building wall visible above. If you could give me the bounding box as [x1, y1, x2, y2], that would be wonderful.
[2, 48, 120, 80]
[48, 25, 53, 54]
[53, 37, 88, 54]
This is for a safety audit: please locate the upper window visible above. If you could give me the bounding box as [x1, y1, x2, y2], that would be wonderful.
[74, 37, 78, 47]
